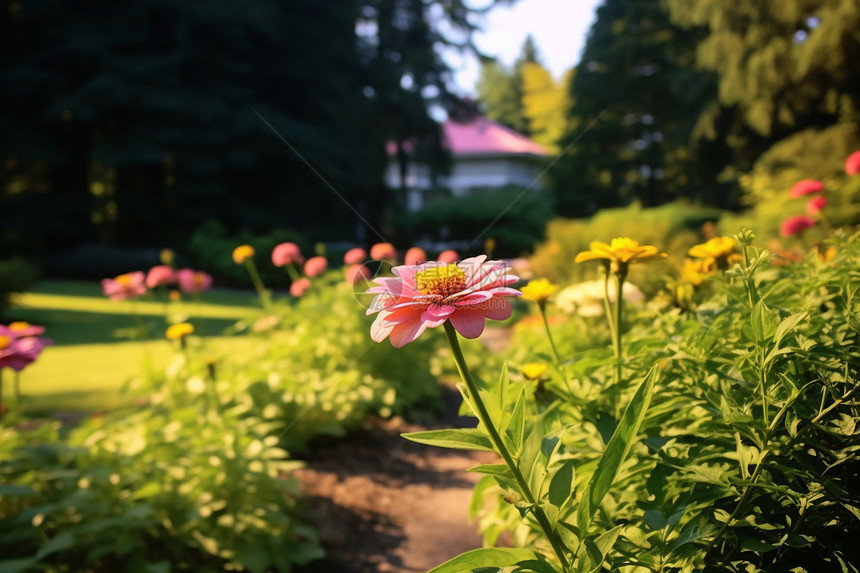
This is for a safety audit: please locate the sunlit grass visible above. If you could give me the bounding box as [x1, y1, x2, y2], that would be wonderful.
[3, 280, 264, 414]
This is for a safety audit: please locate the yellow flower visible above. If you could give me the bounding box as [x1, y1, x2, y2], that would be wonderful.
[166, 322, 194, 340]
[522, 363, 548, 380]
[815, 244, 836, 263]
[232, 244, 255, 264]
[520, 278, 558, 304]
[679, 258, 708, 286]
[688, 236, 735, 260]
[575, 238, 666, 265]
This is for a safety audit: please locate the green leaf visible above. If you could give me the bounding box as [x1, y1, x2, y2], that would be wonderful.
[35, 530, 75, 560]
[235, 544, 271, 573]
[467, 464, 511, 476]
[576, 363, 662, 536]
[504, 389, 527, 456]
[581, 525, 623, 573]
[427, 548, 544, 573]
[401, 428, 494, 452]
[749, 300, 780, 343]
[547, 459, 575, 511]
[0, 558, 38, 573]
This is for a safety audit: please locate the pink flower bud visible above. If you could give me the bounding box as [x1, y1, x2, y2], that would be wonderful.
[845, 150, 860, 176]
[345, 264, 371, 284]
[370, 242, 396, 260]
[343, 247, 367, 265]
[789, 179, 824, 198]
[805, 195, 827, 215]
[303, 256, 328, 278]
[437, 249, 459, 263]
[404, 247, 427, 266]
[289, 277, 311, 297]
[271, 242, 304, 267]
[780, 215, 815, 237]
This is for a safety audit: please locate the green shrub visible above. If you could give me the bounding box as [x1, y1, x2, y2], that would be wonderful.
[397, 187, 554, 258]
[0, 257, 39, 317]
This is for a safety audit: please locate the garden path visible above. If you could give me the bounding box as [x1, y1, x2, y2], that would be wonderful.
[293, 385, 501, 573]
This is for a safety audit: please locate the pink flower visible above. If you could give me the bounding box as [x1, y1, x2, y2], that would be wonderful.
[272, 242, 304, 267]
[345, 264, 371, 284]
[176, 269, 213, 294]
[145, 265, 176, 288]
[6, 322, 45, 337]
[404, 247, 427, 266]
[805, 195, 827, 215]
[437, 250, 459, 263]
[290, 277, 311, 297]
[0, 324, 52, 372]
[303, 256, 328, 278]
[846, 151, 860, 176]
[370, 242, 396, 260]
[789, 179, 824, 198]
[343, 247, 367, 265]
[366, 255, 521, 348]
[102, 272, 147, 301]
[780, 215, 816, 237]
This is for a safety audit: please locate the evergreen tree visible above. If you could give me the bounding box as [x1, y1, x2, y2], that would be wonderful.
[550, 0, 725, 215]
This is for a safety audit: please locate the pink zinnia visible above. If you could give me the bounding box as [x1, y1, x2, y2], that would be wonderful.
[370, 242, 396, 260]
[366, 255, 521, 348]
[805, 195, 827, 215]
[343, 247, 367, 265]
[404, 247, 427, 266]
[0, 325, 52, 372]
[789, 179, 824, 198]
[303, 256, 328, 278]
[780, 215, 816, 237]
[176, 269, 213, 294]
[437, 249, 459, 263]
[345, 264, 371, 284]
[102, 272, 147, 301]
[145, 265, 176, 288]
[290, 277, 311, 297]
[272, 242, 304, 267]
[845, 150, 860, 176]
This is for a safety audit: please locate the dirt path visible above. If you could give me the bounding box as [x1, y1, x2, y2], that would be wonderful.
[293, 387, 499, 573]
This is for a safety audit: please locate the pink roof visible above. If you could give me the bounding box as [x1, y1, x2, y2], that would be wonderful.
[386, 116, 548, 157]
[443, 117, 548, 156]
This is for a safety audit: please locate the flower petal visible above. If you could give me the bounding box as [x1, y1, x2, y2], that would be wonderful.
[449, 309, 487, 339]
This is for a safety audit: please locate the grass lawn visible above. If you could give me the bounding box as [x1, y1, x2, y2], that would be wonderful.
[3, 280, 263, 414]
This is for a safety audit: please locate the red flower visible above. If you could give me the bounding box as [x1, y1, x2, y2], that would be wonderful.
[404, 247, 427, 266]
[780, 215, 815, 237]
[102, 272, 147, 301]
[789, 179, 824, 198]
[290, 277, 311, 297]
[145, 265, 176, 288]
[845, 150, 860, 176]
[437, 249, 459, 263]
[805, 196, 827, 215]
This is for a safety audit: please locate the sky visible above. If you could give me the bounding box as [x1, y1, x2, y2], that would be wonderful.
[445, 0, 603, 95]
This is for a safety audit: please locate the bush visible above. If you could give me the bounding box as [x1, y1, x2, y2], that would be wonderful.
[0, 257, 39, 317]
[396, 187, 554, 258]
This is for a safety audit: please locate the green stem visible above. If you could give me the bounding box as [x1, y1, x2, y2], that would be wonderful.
[14, 371, 21, 412]
[443, 322, 570, 570]
[538, 303, 563, 365]
[244, 260, 273, 311]
[0, 368, 4, 419]
[602, 273, 617, 349]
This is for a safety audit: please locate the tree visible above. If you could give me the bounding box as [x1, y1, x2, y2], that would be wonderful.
[550, 0, 727, 215]
[520, 63, 572, 153]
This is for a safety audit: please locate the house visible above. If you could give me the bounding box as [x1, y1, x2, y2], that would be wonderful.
[385, 115, 550, 211]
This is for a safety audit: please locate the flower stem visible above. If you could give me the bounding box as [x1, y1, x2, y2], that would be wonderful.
[244, 260, 273, 312]
[443, 321, 570, 570]
[538, 303, 563, 365]
[14, 371, 21, 412]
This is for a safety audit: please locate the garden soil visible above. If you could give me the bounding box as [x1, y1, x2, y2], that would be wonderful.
[293, 384, 502, 573]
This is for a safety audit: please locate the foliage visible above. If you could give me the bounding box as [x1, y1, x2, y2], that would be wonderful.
[407, 223, 860, 572]
[398, 188, 555, 258]
[0, 372, 322, 572]
[520, 63, 572, 154]
[552, 0, 728, 215]
[529, 202, 723, 293]
[0, 258, 39, 318]
[475, 36, 541, 136]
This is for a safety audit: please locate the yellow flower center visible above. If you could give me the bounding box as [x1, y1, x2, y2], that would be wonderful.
[415, 264, 467, 298]
[9, 322, 31, 331]
[116, 274, 133, 286]
[193, 274, 205, 285]
[0, 335, 10, 349]
[233, 245, 255, 264]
